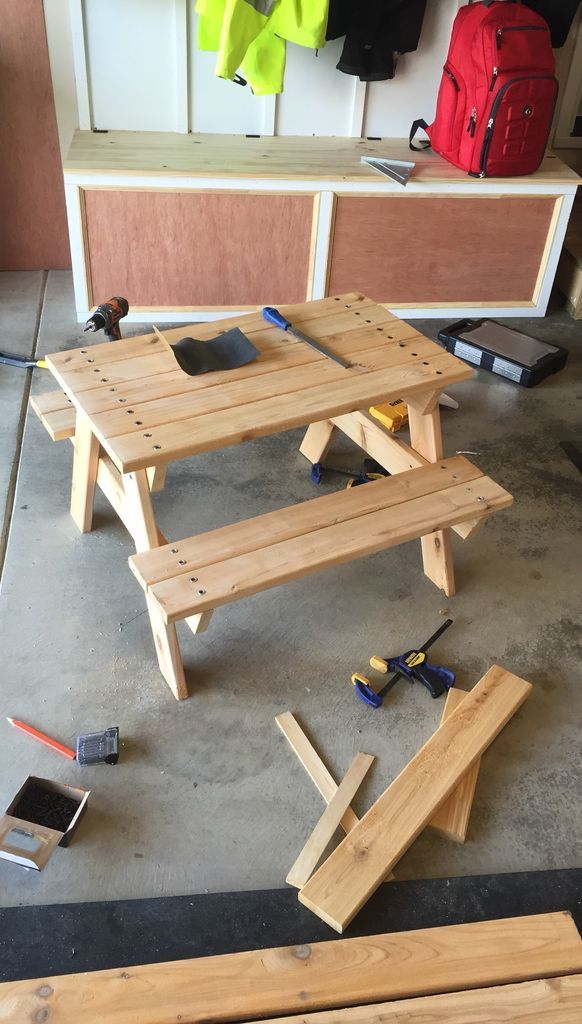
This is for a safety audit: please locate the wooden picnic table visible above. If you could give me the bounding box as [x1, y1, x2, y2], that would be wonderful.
[45, 293, 472, 603]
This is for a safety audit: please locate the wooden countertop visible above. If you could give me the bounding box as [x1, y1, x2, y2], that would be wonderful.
[64, 130, 581, 186]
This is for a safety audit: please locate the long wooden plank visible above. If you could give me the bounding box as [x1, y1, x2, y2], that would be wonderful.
[103, 353, 471, 472]
[331, 410, 482, 542]
[299, 665, 533, 932]
[276, 712, 359, 834]
[147, 475, 511, 620]
[64, 129, 579, 185]
[3, 914, 581, 1024]
[63, 325, 420, 419]
[91, 339, 439, 441]
[131, 457, 483, 587]
[46, 293, 407, 374]
[48, 315, 422, 410]
[245, 974, 582, 1024]
[287, 753, 374, 889]
[429, 687, 481, 843]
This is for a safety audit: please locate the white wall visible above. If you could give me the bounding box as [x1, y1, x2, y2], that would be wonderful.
[47, 0, 464, 144]
[43, 0, 79, 156]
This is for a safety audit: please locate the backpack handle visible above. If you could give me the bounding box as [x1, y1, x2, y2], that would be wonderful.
[409, 119, 430, 152]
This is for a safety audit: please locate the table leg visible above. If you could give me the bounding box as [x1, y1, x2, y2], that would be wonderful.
[122, 468, 188, 700]
[407, 398, 455, 598]
[70, 411, 100, 533]
[146, 464, 167, 493]
[299, 420, 336, 463]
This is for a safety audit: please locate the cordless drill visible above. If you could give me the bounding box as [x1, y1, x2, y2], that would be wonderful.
[84, 296, 129, 341]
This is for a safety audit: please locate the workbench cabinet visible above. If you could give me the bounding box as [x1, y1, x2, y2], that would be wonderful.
[63, 131, 580, 323]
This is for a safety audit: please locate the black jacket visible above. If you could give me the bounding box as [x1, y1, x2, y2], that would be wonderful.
[523, 0, 580, 47]
[326, 0, 427, 81]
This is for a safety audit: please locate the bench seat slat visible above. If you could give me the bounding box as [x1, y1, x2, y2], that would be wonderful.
[130, 456, 483, 589]
[137, 468, 511, 623]
[29, 391, 76, 441]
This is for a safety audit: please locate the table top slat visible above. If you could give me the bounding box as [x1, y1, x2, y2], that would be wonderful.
[100, 352, 470, 472]
[46, 295, 472, 472]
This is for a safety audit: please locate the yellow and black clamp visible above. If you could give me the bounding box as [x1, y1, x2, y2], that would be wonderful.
[352, 618, 454, 709]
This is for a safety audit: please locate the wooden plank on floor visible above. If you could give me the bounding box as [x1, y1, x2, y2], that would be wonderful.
[130, 457, 486, 588]
[299, 666, 532, 932]
[244, 974, 582, 1024]
[3, 914, 581, 1024]
[286, 752, 374, 889]
[275, 712, 359, 834]
[147, 475, 511, 620]
[429, 687, 480, 843]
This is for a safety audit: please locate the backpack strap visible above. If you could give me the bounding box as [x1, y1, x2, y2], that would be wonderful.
[409, 119, 430, 152]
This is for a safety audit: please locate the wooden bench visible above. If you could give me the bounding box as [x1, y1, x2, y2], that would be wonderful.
[129, 456, 512, 700]
[29, 389, 76, 441]
[29, 389, 167, 491]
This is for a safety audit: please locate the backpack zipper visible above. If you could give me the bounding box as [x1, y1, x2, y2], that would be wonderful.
[478, 74, 557, 176]
[489, 66, 498, 91]
[496, 24, 547, 49]
[466, 107, 477, 136]
[444, 65, 459, 89]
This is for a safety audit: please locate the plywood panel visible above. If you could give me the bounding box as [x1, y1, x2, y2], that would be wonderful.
[0, 0, 70, 270]
[327, 196, 556, 303]
[83, 190, 314, 306]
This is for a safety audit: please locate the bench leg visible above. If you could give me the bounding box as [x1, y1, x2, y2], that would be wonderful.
[146, 464, 167, 493]
[407, 398, 456, 598]
[70, 412, 100, 533]
[147, 595, 188, 701]
[121, 468, 188, 699]
[299, 420, 336, 463]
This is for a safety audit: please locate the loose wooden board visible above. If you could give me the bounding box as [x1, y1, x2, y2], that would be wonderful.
[429, 687, 481, 843]
[299, 666, 532, 932]
[245, 974, 582, 1024]
[3, 914, 581, 1024]
[286, 753, 374, 889]
[275, 712, 359, 834]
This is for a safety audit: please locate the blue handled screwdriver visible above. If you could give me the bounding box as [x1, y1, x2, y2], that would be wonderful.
[262, 306, 351, 369]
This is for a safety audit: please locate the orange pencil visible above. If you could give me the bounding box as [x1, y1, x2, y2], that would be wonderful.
[7, 717, 76, 760]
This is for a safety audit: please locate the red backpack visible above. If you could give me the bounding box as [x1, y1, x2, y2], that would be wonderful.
[410, 0, 558, 177]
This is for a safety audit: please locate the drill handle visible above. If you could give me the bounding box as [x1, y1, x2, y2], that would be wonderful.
[413, 660, 456, 699]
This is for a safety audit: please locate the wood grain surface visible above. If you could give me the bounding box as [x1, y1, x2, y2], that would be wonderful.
[429, 687, 481, 843]
[2, 914, 581, 1024]
[327, 196, 556, 303]
[286, 753, 375, 889]
[275, 712, 360, 834]
[83, 189, 314, 306]
[0, 0, 70, 270]
[299, 666, 532, 932]
[45, 295, 472, 473]
[64, 130, 580, 186]
[245, 974, 582, 1024]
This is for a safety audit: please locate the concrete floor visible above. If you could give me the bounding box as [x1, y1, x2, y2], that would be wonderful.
[0, 271, 581, 909]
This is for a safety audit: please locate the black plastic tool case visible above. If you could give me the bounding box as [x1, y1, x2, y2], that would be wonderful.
[438, 318, 568, 387]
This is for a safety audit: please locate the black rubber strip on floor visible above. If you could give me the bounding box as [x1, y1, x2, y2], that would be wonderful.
[1, 869, 580, 982]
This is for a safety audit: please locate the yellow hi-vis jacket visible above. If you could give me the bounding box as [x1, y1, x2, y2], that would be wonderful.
[196, 0, 329, 96]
